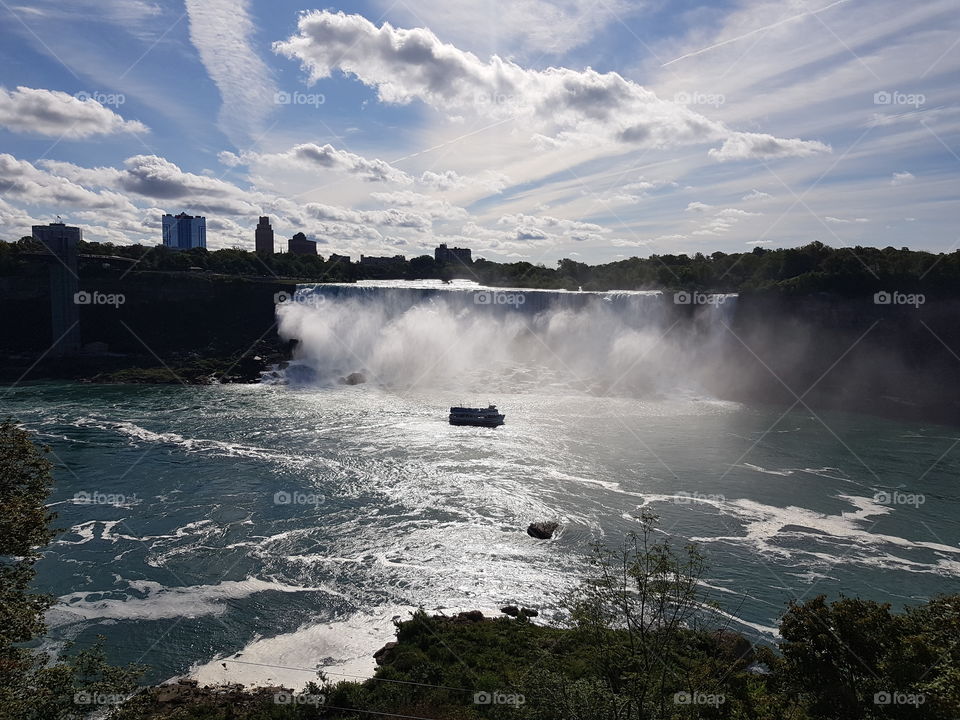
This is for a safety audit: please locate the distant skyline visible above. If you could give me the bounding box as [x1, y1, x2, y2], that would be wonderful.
[0, 0, 958, 264]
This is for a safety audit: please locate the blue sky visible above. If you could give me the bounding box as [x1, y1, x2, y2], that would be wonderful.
[0, 0, 957, 263]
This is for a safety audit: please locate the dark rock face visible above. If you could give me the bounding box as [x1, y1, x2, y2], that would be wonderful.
[373, 641, 398, 665]
[500, 605, 520, 617]
[527, 521, 559, 539]
[339, 371, 367, 385]
[519, 608, 539, 618]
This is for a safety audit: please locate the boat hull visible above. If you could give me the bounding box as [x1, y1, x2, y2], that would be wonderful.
[449, 416, 505, 427]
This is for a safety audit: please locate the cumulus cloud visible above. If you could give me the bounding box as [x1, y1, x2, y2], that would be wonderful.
[226, 143, 411, 183]
[304, 202, 432, 232]
[742, 189, 772, 200]
[419, 170, 466, 190]
[274, 11, 827, 159]
[0, 154, 138, 211]
[707, 132, 830, 161]
[689, 206, 759, 236]
[368, 190, 467, 221]
[685, 201, 713, 212]
[0, 86, 147, 138]
[496, 212, 607, 243]
[419, 169, 510, 193]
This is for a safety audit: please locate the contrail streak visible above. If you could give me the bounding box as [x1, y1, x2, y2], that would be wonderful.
[661, 0, 852, 67]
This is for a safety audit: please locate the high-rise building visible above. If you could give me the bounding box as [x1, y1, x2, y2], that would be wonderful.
[162, 213, 206, 249]
[288, 232, 317, 255]
[434, 243, 472, 264]
[255, 216, 274, 255]
[32, 221, 82, 356]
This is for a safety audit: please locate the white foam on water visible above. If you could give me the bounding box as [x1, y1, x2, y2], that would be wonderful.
[190, 606, 413, 689]
[48, 577, 336, 627]
[190, 603, 514, 690]
[72, 417, 309, 465]
[680, 493, 960, 574]
[741, 463, 794, 476]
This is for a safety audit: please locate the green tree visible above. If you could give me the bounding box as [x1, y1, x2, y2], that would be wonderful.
[0, 421, 143, 720]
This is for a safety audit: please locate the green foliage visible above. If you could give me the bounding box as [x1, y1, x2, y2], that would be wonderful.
[779, 594, 960, 718]
[0, 421, 144, 720]
[5, 238, 959, 297]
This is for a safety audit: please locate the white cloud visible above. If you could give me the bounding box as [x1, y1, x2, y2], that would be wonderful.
[824, 216, 869, 224]
[227, 143, 412, 184]
[688, 206, 759, 236]
[0, 86, 147, 138]
[368, 191, 467, 221]
[742, 189, 771, 200]
[708, 132, 830, 161]
[274, 11, 827, 159]
[0, 154, 138, 211]
[891, 171, 915, 185]
[380, 0, 637, 57]
[685, 201, 713, 212]
[184, 0, 275, 146]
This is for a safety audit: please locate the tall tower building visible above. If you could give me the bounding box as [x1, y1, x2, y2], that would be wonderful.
[162, 213, 206, 249]
[255, 216, 274, 255]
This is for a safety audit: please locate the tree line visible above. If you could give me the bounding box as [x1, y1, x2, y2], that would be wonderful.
[3, 236, 960, 295]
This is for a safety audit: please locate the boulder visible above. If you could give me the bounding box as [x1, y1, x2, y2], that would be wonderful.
[527, 521, 559, 539]
[339, 371, 367, 385]
[455, 610, 485, 623]
[373, 641, 398, 665]
[500, 605, 520, 617]
[519, 608, 539, 618]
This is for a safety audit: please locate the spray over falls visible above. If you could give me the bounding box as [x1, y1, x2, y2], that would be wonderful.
[274, 282, 737, 397]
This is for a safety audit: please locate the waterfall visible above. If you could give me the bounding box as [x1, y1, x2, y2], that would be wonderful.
[272, 280, 736, 396]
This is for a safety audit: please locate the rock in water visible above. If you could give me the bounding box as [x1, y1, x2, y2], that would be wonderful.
[373, 641, 398, 665]
[519, 608, 539, 618]
[339, 371, 367, 385]
[500, 605, 520, 617]
[527, 521, 559, 539]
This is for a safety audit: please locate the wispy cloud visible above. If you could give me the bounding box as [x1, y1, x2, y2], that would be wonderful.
[184, 0, 276, 147]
